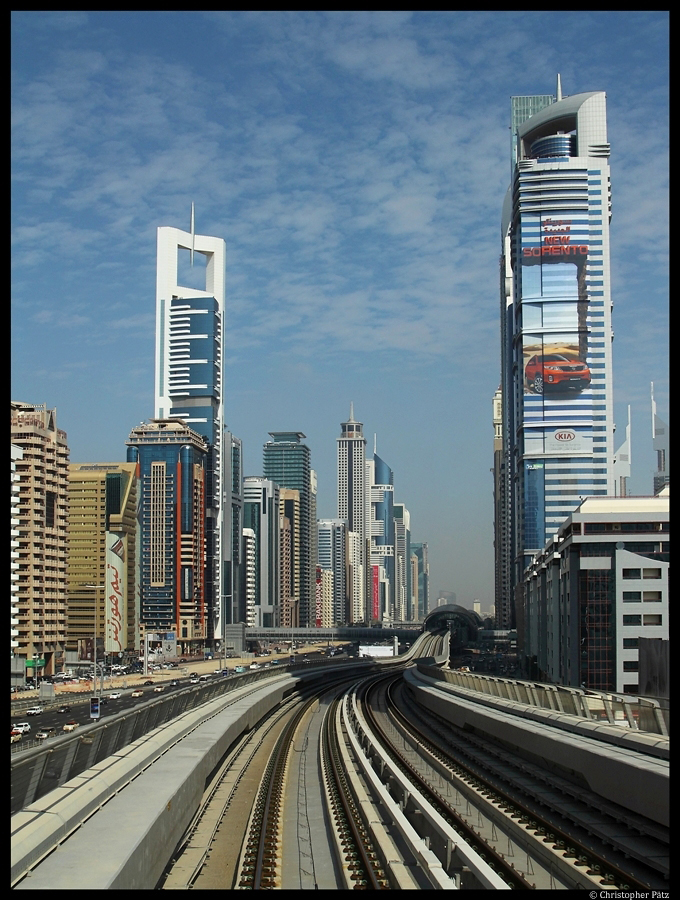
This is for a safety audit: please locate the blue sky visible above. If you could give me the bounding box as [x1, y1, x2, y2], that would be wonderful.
[12, 12, 668, 610]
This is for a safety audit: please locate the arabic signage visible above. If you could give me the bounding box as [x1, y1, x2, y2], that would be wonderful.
[105, 532, 126, 653]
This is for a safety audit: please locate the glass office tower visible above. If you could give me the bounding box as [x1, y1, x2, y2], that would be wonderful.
[501, 84, 614, 624]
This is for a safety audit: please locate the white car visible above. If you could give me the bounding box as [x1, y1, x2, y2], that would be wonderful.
[13, 722, 31, 733]
[26, 706, 44, 716]
[109, 692, 122, 699]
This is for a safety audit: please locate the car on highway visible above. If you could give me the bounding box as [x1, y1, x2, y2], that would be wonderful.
[36, 727, 57, 740]
[189, 677, 200, 684]
[131, 690, 144, 698]
[11, 730, 22, 743]
[109, 692, 122, 700]
[26, 706, 44, 715]
[143, 680, 154, 685]
[234, 666, 246, 673]
[249, 663, 260, 670]
[62, 721, 79, 732]
[153, 685, 164, 693]
[13, 722, 31, 733]
[169, 680, 179, 687]
[57, 705, 71, 714]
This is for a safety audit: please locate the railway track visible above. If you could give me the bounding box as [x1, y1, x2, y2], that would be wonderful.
[383, 674, 668, 890]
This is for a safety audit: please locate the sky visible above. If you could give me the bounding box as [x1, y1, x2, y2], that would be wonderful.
[12, 12, 668, 611]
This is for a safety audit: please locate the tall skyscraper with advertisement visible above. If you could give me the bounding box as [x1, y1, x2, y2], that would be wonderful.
[154, 213, 240, 645]
[263, 432, 313, 626]
[337, 405, 366, 620]
[500, 79, 615, 629]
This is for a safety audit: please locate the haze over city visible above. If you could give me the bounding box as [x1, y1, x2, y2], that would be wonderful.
[11, 11, 668, 609]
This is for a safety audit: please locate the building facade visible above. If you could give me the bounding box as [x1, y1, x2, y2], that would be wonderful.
[523, 491, 668, 693]
[263, 432, 313, 626]
[651, 382, 669, 494]
[11, 402, 69, 678]
[67, 463, 139, 662]
[11, 445, 22, 656]
[393, 502, 411, 622]
[126, 419, 208, 651]
[337, 405, 367, 619]
[411, 542, 429, 621]
[243, 476, 280, 628]
[318, 518, 349, 625]
[367, 449, 395, 623]
[154, 216, 240, 648]
[501, 81, 615, 632]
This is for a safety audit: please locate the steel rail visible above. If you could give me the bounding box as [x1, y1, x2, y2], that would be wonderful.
[392, 677, 668, 891]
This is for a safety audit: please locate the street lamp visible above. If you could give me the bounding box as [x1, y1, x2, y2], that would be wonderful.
[84, 584, 105, 697]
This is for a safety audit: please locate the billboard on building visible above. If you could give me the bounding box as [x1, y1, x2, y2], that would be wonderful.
[372, 566, 380, 621]
[315, 565, 322, 627]
[105, 531, 126, 653]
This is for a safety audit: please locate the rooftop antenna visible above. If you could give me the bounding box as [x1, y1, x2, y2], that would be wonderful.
[349, 401, 354, 421]
[556, 73, 562, 102]
[190, 202, 195, 267]
[373, 433, 377, 455]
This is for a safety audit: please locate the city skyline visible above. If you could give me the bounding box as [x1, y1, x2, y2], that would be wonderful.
[12, 12, 668, 608]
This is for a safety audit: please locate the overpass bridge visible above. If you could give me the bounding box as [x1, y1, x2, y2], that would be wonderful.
[225, 624, 422, 652]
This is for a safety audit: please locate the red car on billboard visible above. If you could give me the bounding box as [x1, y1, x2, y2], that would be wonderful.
[525, 353, 590, 393]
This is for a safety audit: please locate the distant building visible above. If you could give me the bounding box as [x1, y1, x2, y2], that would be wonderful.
[127, 419, 208, 652]
[67, 463, 139, 659]
[337, 405, 367, 619]
[242, 527, 256, 627]
[243, 476, 280, 628]
[393, 502, 411, 622]
[11, 402, 70, 678]
[651, 382, 669, 494]
[523, 490, 669, 692]
[411, 542, 429, 620]
[367, 446, 395, 623]
[318, 518, 349, 624]
[612, 405, 631, 497]
[263, 432, 313, 626]
[279, 487, 301, 625]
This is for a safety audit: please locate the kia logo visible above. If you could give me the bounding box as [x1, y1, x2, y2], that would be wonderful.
[554, 431, 576, 442]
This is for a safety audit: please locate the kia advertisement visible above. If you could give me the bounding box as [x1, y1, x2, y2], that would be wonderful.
[523, 339, 591, 396]
[105, 531, 126, 653]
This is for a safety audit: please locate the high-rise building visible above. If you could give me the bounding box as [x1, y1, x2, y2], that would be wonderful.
[492, 387, 513, 627]
[318, 518, 349, 624]
[67, 463, 139, 660]
[127, 419, 208, 651]
[337, 405, 367, 618]
[154, 213, 239, 648]
[411, 542, 429, 621]
[651, 383, 669, 494]
[11, 402, 70, 678]
[500, 79, 615, 630]
[279, 487, 300, 626]
[242, 527, 256, 627]
[366, 444, 394, 623]
[612, 405, 631, 498]
[11, 445, 22, 656]
[263, 432, 313, 626]
[393, 502, 411, 622]
[243, 476, 280, 627]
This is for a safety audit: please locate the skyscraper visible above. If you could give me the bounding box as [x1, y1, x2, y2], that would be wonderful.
[154, 213, 239, 647]
[500, 79, 615, 626]
[318, 518, 349, 624]
[67, 463, 138, 658]
[263, 432, 313, 626]
[366, 444, 394, 624]
[337, 405, 367, 619]
[127, 420, 208, 652]
[11, 402, 69, 678]
[242, 476, 280, 628]
[393, 502, 411, 622]
[651, 382, 669, 494]
[411, 542, 429, 621]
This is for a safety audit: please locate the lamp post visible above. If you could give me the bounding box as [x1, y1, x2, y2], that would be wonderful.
[84, 583, 105, 697]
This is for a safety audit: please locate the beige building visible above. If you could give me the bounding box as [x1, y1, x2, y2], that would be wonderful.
[67, 463, 139, 664]
[11, 402, 70, 677]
